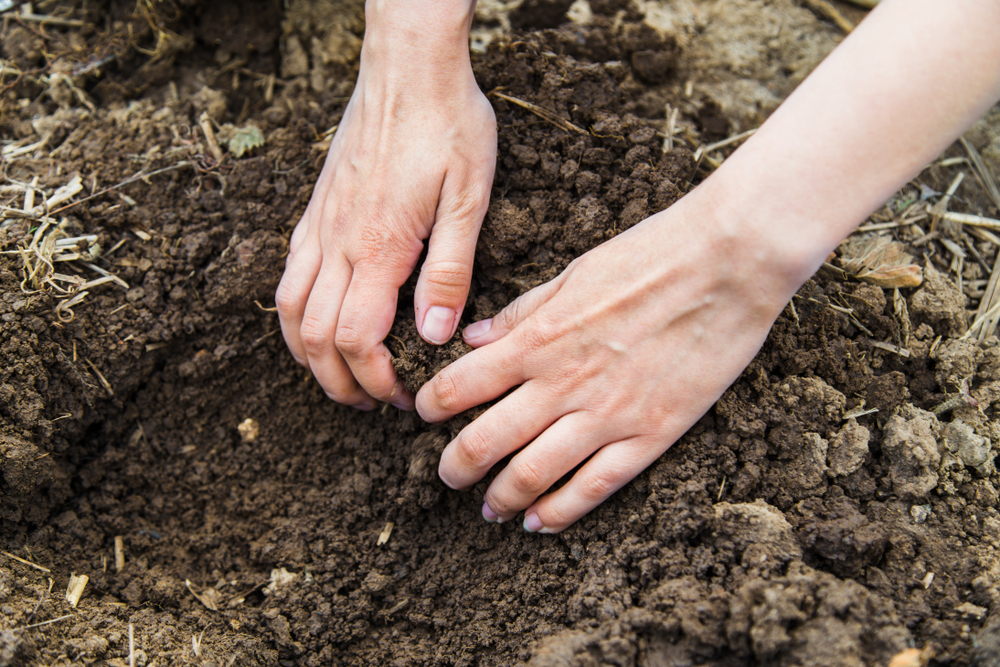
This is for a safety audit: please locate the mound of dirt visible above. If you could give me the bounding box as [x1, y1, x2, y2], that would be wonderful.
[1, 1, 1000, 666]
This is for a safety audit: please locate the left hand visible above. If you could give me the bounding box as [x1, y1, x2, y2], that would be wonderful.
[416, 191, 800, 533]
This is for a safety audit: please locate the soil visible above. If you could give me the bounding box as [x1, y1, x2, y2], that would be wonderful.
[1, 1, 1000, 666]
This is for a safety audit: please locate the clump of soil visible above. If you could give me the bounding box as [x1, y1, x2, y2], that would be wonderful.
[1, 2, 1000, 666]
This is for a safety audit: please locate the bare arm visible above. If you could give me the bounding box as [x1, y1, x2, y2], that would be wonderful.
[716, 0, 1000, 292]
[419, 0, 1000, 532]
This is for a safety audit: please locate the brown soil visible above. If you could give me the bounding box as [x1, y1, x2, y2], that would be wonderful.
[2, 1, 1000, 666]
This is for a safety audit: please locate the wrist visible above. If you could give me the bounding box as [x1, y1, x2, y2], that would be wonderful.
[696, 146, 845, 297]
[678, 174, 817, 319]
[365, 0, 476, 64]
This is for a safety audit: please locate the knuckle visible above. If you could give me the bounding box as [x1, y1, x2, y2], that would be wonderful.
[517, 314, 558, 353]
[455, 426, 494, 472]
[578, 468, 620, 503]
[352, 214, 424, 268]
[493, 296, 532, 334]
[334, 320, 370, 358]
[422, 259, 472, 293]
[508, 457, 547, 496]
[431, 367, 465, 414]
[274, 280, 304, 318]
[299, 316, 333, 354]
[443, 185, 488, 221]
[541, 502, 574, 530]
[492, 301, 519, 331]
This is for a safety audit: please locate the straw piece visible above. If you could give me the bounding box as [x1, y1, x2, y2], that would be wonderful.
[490, 91, 587, 135]
[66, 573, 89, 608]
[1, 550, 51, 573]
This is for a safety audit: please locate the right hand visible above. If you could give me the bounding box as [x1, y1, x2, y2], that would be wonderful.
[276, 3, 497, 411]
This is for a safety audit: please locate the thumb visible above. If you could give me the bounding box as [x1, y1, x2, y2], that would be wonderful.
[414, 181, 489, 346]
[462, 277, 562, 348]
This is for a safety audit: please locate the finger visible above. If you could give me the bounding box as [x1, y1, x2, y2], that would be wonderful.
[414, 170, 491, 346]
[482, 411, 603, 523]
[415, 333, 526, 423]
[299, 256, 376, 409]
[437, 383, 557, 492]
[461, 278, 563, 348]
[337, 260, 417, 409]
[522, 436, 663, 534]
[276, 222, 323, 368]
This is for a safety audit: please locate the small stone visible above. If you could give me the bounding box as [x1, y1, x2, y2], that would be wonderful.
[263, 567, 296, 596]
[362, 571, 393, 596]
[943, 420, 994, 475]
[827, 419, 870, 476]
[910, 504, 931, 524]
[237, 418, 260, 443]
[958, 602, 988, 621]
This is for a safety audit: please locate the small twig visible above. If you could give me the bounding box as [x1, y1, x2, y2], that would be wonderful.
[84, 358, 114, 396]
[967, 226, 1000, 247]
[798, 0, 855, 33]
[199, 113, 224, 162]
[963, 235, 992, 275]
[26, 578, 54, 624]
[252, 328, 280, 346]
[49, 162, 193, 216]
[22, 614, 75, 630]
[1, 550, 51, 573]
[9, 11, 86, 27]
[940, 210, 1000, 231]
[694, 128, 757, 162]
[489, 90, 587, 135]
[662, 104, 679, 154]
[857, 217, 925, 233]
[870, 340, 910, 358]
[843, 405, 879, 420]
[964, 295, 1000, 341]
[929, 171, 964, 232]
[115, 536, 125, 572]
[961, 137, 1000, 211]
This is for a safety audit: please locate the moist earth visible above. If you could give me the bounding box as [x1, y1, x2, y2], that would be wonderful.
[1, 1, 1000, 666]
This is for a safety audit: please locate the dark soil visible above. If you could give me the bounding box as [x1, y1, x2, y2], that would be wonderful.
[2, 1, 1000, 666]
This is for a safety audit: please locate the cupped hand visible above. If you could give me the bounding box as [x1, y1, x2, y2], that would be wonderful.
[416, 192, 801, 533]
[276, 18, 497, 410]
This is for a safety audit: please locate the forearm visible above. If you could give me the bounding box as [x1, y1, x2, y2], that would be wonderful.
[699, 0, 1000, 294]
[364, 0, 476, 68]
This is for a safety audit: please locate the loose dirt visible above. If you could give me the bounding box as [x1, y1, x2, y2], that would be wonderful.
[2, 1, 1000, 666]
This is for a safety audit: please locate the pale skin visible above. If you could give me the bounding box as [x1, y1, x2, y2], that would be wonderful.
[277, 0, 1000, 533]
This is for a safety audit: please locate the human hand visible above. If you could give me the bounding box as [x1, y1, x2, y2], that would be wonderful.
[416, 192, 802, 533]
[276, 2, 496, 410]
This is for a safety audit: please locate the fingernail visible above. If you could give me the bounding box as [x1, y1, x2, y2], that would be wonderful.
[463, 318, 492, 342]
[482, 502, 501, 523]
[523, 512, 544, 533]
[391, 400, 411, 411]
[352, 403, 375, 412]
[422, 306, 457, 345]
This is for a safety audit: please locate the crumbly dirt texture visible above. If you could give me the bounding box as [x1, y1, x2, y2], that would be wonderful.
[2, 1, 1000, 666]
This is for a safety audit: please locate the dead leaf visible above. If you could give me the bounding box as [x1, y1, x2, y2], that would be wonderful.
[217, 123, 265, 158]
[186, 579, 223, 611]
[839, 235, 923, 288]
